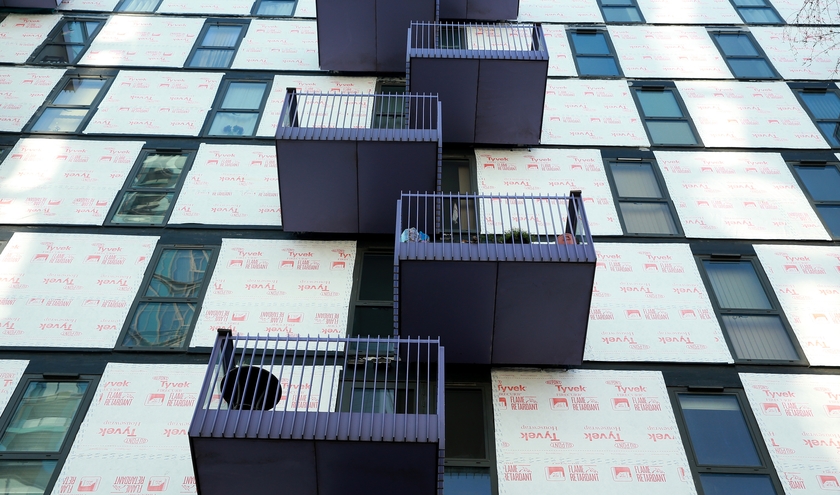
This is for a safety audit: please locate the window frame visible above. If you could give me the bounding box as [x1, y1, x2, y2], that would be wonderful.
[25, 71, 115, 135]
[728, 0, 784, 25]
[201, 75, 273, 138]
[629, 82, 703, 147]
[115, 244, 220, 351]
[105, 148, 197, 227]
[251, 0, 299, 16]
[347, 245, 396, 339]
[114, 0, 163, 12]
[603, 155, 684, 236]
[28, 16, 106, 66]
[596, 0, 645, 23]
[709, 30, 780, 80]
[787, 159, 840, 238]
[185, 19, 250, 69]
[372, 82, 407, 129]
[790, 84, 840, 148]
[0, 374, 99, 495]
[669, 387, 785, 495]
[443, 383, 499, 495]
[695, 254, 806, 365]
[566, 27, 623, 78]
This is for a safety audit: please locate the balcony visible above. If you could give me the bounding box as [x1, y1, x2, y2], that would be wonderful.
[275, 91, 441, 234]
[1, 0, 60, 7]
[190, 330, 444, 495]
[315, 0, 435, 72]
[395, 192, 596, 366]
[439, 0, 519, 21]
[407, 22, 548, 145]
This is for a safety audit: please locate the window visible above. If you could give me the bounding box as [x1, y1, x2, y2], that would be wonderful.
[349, 248, 395, 338]
[441, 158, 474, 234]
[204, 78, 271, 137]
[439, 24, 467, 49]
[698, 256, 803, 363]
[671, 389, 783, 495]
[605, 158, 681, 235]
[729, 0, 783, 24]
[793, 88, 840, 147]
[186, 21, 248, 69]
[631, 85, 701, 146]
[0, 375, 96, 495]
[597, 0, 644, 23]
[372, 84, 406, 129]
[29, 17, 104, 65]
[107, 149, 195, 225]
[790, 161, 840, 237]
[568, 28, 622, 76]
[252, 0, 297, 15]
[444, 385, 494, 495]
[28, 75, 112, 134]
[118, 246, 218, 349]
[114, 0, 162, 11]
[711, 31, 779, 79]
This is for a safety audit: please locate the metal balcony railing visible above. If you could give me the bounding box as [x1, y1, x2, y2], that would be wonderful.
[408, 22, 548, 60]
[277, 90, 441, 142]
[190, 330, 444, 444]
[395, 191, 596, 263]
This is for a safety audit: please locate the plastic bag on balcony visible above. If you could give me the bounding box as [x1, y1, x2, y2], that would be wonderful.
[400, 227, 430, 242]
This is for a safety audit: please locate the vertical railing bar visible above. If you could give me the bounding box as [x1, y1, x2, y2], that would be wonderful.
[370, 335, 381, 440]
[276, 334, 291, 435]
[414, 336, 421, 440]
[265, 337, 281, 436]
[380, 335, 390, 441]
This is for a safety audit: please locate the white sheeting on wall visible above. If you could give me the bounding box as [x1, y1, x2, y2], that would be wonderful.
[654, 151, 831, 240]
[492, 369, 697, 495]
[294, 0, 317, 18]
[232, 20, 319, 71]
[0, 68, 65, 133]
[156, 0, 255, 14]
[542, 25, 577, 77]
[189, 239, 356, 347]
[169, 144, 281, 226]
[518, 0, 603, 22]
[608, 26, 732, 79]
[51, 363, 206, 495]
[751, 27, 839, 80]
[84, 71, 223, 136]
[0, 14, 62, 63]
[79, 15, 204, 67]
[256, 75, 377, 137]
[740, 373, 840, 493]
[0, 233, 157, 348]
[755, 245, 840, 367]
[542, 80, 650, 147]
[0, 138, 144, 225]
[634, 0, 741, 23]
[58, 0, 119, 11]
[585, 243, 732, 363]
[474, 148, 622, 236]
[768, 0, 828, 23]
[0, 360, 28, 415]
[674, 80, 829, 149]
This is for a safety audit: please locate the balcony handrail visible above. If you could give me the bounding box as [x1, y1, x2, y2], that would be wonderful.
[276, 90, 442, 142]
[394, 191, 597, 263]
[190, 330, 444, 446]
[408, 21, 548, 61]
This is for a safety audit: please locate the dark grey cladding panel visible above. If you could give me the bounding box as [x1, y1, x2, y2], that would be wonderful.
[440, 0, 519, 19]
[2, 0, 59, 6]
[191, 437, 319, 495]
[440, 0, 468, 18]
[492, 262, 595, 366]
[410, 58, 479, 144]
[376, 0, 436, 72]
[315, 0, 377, 71]
[474, 59, 547, 145]
[357, 141, 438, 234]
[276, 140, 358, 233]
[400, 261, 496, 364]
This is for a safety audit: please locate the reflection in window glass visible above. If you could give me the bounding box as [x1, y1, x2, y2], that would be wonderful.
[208, 113, 260, 136]
[111, 152, 189, 225]
[53, 79, 106, 106]
[208, 82, 267, 137]
[619, 202, 678, 234]
[124, 302, 197, 347]
[444, 467, 492, 495]
[131, 154, 188, 189]
[145, 249, 211, 298]
[256, 0, 296, 15]
[611, 163, 662, 198]
[793, 166, 840, 201]
[723, 315, 800, 360]
[699, 474, 777, 495]
[716, 34, 760, 56]
[112, 192, 174, 224]
[116, 0, 161, 11]
[634, 89, 699, 146]
[30, 109, 88, 133]
[678, 394, 761, 467]
[0, 382, 89, 453]
[799, 92, 840, 119]
[728, 59, 776, 78]
[222, 82, 267, 109]
[187, 24, 243, 68]
[702, 261, 771, 310]
[645, 121, 698, 145]
[569, 31, 621, 76]
[816, 205, 840, 236]
[32, 20, 102, 65]
[713, 33, 777, 79]
[0, 460, 58, 495]
[637, 91, 683, 117]
[350, 388, 395, 413]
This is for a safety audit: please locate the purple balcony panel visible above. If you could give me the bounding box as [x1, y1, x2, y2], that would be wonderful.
[408, 22, 548, 145]
[395, 192, 596, 366]
[1, 0, 60, 7]
[275, 91, 442, 234]
[316, 0, 435, 72]
[439, 0, 519, 20]
[190, 331, 445, 495]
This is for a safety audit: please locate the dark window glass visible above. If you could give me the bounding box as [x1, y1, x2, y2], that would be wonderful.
[799, 92, 840, 119]
[793, 165, 840, 201]
[713, 32, 777, 79]
[602, 6, 643, 21]
[816, 205, 840, 236]
[576, 57, 620, 76]
[0, 382, 89, 452]
[569, 31, 621, 76]
[358, 254, 393, 301]
[637, 91, 684, 117]
[187, 24, 245, 69]
[730, 0, 783, 24]
[570, 32, 611, 54]
[699, 474, 777, 495]
[255, 0, 296, 15]
[444, 467, 492, 495]
[145, 249, 211, 298]
[678, 394, 761, 466]
[373, 84, 406, 129]
[633, 88, 699, 146]
[208, 81, 268, 137]
[110, 152, 189, 225]
[352, 307, 393, 338]
[125, 302, 197, 347]
[0, 460, 58, 495]
[716, 34, 760, 56]
[645, 121, 698, 145]
[728, 58, 776, 78]
[351, 249, 396, 338]
[31, 19, 103, 65]
[446, 389, 486, 459]
[703, 261, 771, 309]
